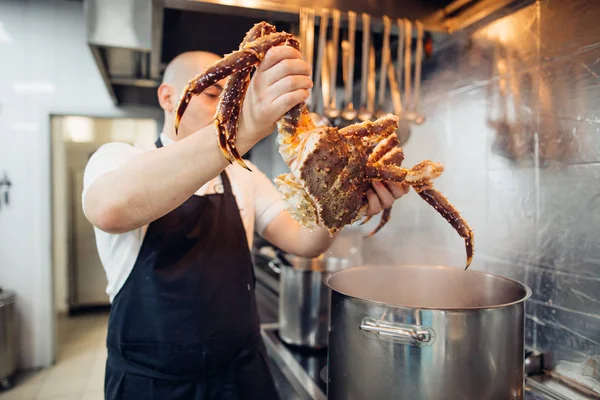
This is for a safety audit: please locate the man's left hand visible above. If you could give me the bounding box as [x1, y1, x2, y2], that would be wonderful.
[365, 180, 410, 217]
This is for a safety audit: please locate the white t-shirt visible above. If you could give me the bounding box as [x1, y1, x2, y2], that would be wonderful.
[82, 133, 284, 302]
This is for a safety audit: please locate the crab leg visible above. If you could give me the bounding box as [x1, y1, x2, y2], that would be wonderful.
[340, 116, 402, 236]
[359, 164, 405, 237]
[339, 114, 399, 140]
[216, 22, 277, 170]
[175, 31, 298, 134]
[417, 188, 474, 270]
[366, 164, 408, 181]
[400, 160, 474, 269]
[361, 138, 403, 236]
[362, 207, 392, 238]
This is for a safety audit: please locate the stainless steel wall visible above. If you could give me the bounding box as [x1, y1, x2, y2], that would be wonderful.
[359, 0, 600, 392]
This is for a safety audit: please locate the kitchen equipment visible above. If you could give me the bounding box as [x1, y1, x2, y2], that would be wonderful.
[396, 18, 405, 94]
[324, 264, 532, 400]
[301, 8, 316, 110]
[403, 19, 413, 114]
[0, 288, 16, 389]
[261, 247, 350, 349]
[259, 323, 554, 400]
[374, 15, 392, 119]
[357, 13, 372, 122]
[406, 20, 426, 125]
[323, 9, 341, 121]
[386, 47, 412, 146]
[309, 8, 332, 127]
[340, 11, 357, 123]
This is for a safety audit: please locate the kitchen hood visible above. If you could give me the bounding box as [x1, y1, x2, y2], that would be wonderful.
[83, 0, 531, 108]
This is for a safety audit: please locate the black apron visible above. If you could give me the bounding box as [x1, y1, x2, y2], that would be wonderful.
[104, 137, 279, 400]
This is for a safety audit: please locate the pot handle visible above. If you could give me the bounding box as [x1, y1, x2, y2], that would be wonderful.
[359, 317, 435, 347]
[267, 259, 282, 274]
[256, 246, 284, 274]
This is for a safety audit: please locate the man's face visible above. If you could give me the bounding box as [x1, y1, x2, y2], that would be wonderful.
[159, 52, 226, 139]
[174, 80, 223, 138]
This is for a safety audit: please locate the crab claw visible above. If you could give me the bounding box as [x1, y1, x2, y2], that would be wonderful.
[213, 21, 277, 171]
[174, 30, 298, 168]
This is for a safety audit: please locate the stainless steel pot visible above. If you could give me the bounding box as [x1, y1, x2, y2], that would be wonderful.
[324, 265, 532, 400]
[264, 248, 350, 349]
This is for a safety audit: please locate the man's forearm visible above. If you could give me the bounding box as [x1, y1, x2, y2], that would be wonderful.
[84, 124, 257, 233]
[296, 225, 338, 257]
[262, 211, 338, 258]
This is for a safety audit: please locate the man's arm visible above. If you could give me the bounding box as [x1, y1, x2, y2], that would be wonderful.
[261, 211, 337, 258]
[83, 128, 245, 234]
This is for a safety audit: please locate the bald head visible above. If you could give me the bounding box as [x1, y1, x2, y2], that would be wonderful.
[162, 51, 223, 96]
[158, 51, 227, 139]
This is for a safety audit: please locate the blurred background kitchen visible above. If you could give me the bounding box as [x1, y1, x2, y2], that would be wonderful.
[0, 0, 599, 399]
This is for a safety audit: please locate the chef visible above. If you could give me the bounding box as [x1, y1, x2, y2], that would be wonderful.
[82, 46, 409, 399]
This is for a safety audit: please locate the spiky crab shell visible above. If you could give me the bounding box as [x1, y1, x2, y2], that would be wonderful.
[286, 127, 371, 233]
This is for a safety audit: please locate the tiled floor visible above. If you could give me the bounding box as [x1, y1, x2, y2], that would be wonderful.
[0, 312, 109, 400]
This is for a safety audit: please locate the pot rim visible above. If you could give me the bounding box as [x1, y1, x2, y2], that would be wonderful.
[279, 254, 352, 272]
[323, 264, 533, 311]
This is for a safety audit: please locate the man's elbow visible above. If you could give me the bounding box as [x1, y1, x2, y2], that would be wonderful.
[296, 243, 330, 259]
[85, 199, 131, 234]
[302, 249, 327, 259]
[93, 209, 130, 234]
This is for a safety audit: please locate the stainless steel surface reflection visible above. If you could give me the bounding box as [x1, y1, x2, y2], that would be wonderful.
[325, 265, 531, 400]
[357, 1, 600, 394]
[277, 256, 350, 349]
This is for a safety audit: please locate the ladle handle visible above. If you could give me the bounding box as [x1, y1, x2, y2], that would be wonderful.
[359, 13, 371, 109]
[377, 15, 391, 109]
[344, 11, 357, 110]
[328, 9, 341, 112]
[403, 19, 412, 109]
[313, 8, 329, 114]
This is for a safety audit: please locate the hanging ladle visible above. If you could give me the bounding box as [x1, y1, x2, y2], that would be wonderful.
[309, 8, 332, 127]
[340, 11, 358, 122]
[357, 12, 372, 122]
[324, 9, 341, 121]
[405, 20, 426, 125]
[374, 15, 392, 119]
[386, 46, 411, 146]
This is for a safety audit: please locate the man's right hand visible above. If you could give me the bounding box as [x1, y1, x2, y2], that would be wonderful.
[238, 45, 313, 144]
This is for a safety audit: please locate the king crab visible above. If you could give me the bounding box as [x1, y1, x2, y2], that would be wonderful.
[174, 22, 474, 269]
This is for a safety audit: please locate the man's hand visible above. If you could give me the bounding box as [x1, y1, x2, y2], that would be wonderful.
[239, 45, 313, 143]
[365, 180, 410, 217]
[262, 180, 410, 259]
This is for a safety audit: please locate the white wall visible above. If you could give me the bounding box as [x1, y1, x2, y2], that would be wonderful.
[52, 116, 158, 314]
[0, 0, 161, 369]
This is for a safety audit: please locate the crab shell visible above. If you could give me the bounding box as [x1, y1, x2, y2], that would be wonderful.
[275, 126, 371, 234]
